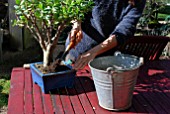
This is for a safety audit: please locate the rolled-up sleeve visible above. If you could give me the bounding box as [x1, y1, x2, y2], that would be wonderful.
[112, 0, 146, 45]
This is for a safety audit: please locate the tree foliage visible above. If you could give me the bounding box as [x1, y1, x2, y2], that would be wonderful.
[13, 0, 94, 67]
[14, 0, 93, 28]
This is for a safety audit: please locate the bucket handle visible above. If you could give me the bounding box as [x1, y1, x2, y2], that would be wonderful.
[106, 67, 120, 78]
[139, 57, 144, 66]
[106, 57, 144, 75]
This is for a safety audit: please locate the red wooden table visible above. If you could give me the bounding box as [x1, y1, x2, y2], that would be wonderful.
[7, 60, 170, 114]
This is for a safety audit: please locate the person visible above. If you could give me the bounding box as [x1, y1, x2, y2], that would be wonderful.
[65, 0, 146, 70]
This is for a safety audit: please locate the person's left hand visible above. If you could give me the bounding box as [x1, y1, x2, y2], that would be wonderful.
[73, 51, 97, 70]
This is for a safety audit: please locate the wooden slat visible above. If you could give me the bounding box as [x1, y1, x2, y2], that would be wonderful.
[150, 44, 159, 60]
[131, 96, 147, 113]
[137, 63, 169, 114]
[74, 78, 95, 114]
[58, 88, 75, 114]
[127, 100, 138, 113]
[66, 87, 85, 114]
[146, 61, 170, 113]
[24, 69, 34, 114]
[42, 93, 54, 114]
[139, 44, 147, 58]
[79, 77, 112, 114]
[145, 44, 155, 60]
[133, 43, 141, 56]
[51, 90, 65, 114]
[33, 83, 44, 114]
[133, 92, 156, 113]
[7, 68, 25, 114]
[117, 36, 170, 62]
[140, 85, 168, 114]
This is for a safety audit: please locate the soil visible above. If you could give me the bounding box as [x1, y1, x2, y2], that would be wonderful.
[35, 62, 71, 74]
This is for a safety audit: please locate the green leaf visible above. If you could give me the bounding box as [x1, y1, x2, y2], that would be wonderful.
[15, 0, 20, 5]
[38, 3, 43, 10]
[34, 12, 41, 18]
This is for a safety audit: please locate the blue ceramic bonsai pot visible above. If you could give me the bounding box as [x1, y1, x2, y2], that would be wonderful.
[30, 62, 76, 94]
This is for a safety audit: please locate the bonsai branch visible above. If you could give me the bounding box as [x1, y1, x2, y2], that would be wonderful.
[26, 25, 39, 40]
[52, 23, 66, 47]
[15, 14, 39, 41]
[42, 20, 51, 43]
[30, 14, 46, 49]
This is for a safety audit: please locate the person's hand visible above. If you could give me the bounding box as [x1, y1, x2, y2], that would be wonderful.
[69, 20, 83, 48]
[72, 34, 118, 70]
[73, 50, 97, 70]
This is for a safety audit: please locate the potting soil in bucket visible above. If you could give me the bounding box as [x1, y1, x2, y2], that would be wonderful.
[89, 51, 143, 111]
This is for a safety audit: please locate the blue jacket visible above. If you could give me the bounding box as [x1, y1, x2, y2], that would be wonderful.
[82, 0, 146, 45]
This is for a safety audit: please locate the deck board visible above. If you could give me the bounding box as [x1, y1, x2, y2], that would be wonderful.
[51, 91, 65, 114]
[24, 69, 34, 114]
[42, 93, 54, 114]
[66, 87, 85, 114]
[7, 60, 170, 114]
[8, 68, 25, 114]
[59, 88, 75, 114]
[74, 78, 95, 114]
[33, 82, 44, 114]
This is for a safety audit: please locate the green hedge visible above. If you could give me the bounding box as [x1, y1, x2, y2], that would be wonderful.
[159, 5, 170, 14]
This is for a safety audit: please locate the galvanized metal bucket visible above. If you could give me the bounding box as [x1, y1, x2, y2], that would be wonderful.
[89, 52, 143, 111]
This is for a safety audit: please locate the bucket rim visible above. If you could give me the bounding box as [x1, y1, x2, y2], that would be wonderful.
[88, 56, 144, 73]
[88, 61, 108, 73]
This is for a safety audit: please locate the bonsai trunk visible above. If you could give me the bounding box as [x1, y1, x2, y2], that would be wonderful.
[42, 44, 54, 68]
[43, 50, 50, 67]
[42, 44, 69, 73]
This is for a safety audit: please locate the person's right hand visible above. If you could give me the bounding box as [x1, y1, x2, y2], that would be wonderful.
[69, 21, 83, 48]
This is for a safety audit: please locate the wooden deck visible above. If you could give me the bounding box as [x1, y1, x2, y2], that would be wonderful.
[7, 60, 170, 114]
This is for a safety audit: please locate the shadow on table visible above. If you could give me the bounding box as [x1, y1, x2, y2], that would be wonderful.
[50, 76, 96, 95]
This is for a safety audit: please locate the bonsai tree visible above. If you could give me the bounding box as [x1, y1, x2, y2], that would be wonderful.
[13, 0, 94, 68]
